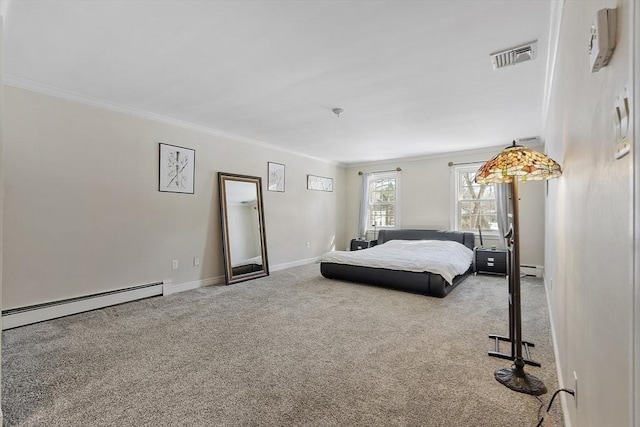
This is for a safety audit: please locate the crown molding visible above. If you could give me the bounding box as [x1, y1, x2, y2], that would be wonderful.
[345, 139, 543, 169]
[541, 0, 565, 136]
[5, 75, 343, 167]
[6, 75, 543, 171]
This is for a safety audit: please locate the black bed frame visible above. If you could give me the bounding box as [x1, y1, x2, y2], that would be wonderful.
[320, 229, 475, 298]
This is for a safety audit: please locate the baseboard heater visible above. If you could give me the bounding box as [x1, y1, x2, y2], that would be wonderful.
[2, 282, 163, 330]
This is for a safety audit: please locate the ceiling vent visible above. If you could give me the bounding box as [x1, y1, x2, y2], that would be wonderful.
[490, 40, 537, 70]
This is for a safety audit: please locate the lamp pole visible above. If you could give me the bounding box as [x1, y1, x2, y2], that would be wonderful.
[494, 178, 547, 395]
[475, 141, 561, 396]
[511, 179, 524, 372]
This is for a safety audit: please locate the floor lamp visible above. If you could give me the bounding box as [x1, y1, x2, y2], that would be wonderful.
[475, 141, 562, 396]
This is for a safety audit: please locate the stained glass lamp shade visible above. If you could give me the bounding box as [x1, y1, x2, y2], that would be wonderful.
[475, 143, 562, 184]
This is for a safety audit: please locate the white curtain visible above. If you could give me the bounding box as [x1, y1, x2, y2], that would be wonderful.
[495, 182, 512, 249]
[358, 173, 371, 239]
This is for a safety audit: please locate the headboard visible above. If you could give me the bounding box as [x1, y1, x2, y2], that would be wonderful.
[377, 229, 475, 251]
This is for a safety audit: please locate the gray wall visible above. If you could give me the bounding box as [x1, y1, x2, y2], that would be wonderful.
[4, 86, 347, 309]
[544, 1, 634, 426]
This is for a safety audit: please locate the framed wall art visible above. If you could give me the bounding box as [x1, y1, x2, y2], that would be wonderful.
[268, 162, 285, 192]
[307, 174, 333, 192]
[159, 143, 195, 194]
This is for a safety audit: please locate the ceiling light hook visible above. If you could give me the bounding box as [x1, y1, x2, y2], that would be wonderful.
[332, 108, 344, 118]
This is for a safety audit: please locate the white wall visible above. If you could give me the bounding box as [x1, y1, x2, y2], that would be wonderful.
[345, 148, 546, 266]
[3, 86, 347, 309]
[227, 203, 260, 264]
[544, 1, 633, 426]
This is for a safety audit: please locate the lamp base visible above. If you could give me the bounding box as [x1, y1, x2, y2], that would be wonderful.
[495, 367, 547, 396]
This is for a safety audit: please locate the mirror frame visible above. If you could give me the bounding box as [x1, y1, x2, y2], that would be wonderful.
[218, 172, 269, 284]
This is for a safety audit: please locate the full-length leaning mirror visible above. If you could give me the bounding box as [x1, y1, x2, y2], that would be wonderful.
[218, 172, 269, 284]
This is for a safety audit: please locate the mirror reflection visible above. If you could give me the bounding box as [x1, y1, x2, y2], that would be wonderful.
[218, 173, 269, 284]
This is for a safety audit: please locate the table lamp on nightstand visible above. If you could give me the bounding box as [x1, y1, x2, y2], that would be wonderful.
[475, 141, 562, 396]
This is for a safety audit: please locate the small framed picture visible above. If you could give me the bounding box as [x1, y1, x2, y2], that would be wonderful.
[159, 143, 195, 194]
[307, 174, 333, 192]
[268, 162, 285, 192]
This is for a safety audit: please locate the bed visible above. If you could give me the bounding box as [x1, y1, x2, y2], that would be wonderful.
[231, 255, 263, 276]
[318, 229, 475, 297]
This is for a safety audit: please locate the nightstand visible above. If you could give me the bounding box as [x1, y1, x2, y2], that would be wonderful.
[474, 247, 508, 275]
[350, 239, 378, 251]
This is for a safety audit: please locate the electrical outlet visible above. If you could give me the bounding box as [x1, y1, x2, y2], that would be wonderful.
[573, 371, 578, 407]
[306, 241, 310, 248]
[172, 259, 179, 270]
[193, 256, 200, 267]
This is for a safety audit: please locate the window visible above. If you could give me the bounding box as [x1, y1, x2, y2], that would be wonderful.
[451, 165, 497, 233]
[365, 171, 400, 233]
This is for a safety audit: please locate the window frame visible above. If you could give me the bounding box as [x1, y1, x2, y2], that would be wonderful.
[450, 164, 498, 236]
[365, 171, 401, 233]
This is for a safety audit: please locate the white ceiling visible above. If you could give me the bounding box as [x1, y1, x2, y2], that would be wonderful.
[2, 0, 551, 165]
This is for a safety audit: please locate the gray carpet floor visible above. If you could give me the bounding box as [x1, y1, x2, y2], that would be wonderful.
[2, 264, 563, 426]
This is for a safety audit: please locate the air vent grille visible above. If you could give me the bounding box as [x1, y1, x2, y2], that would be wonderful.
[490, 40, 538, 70]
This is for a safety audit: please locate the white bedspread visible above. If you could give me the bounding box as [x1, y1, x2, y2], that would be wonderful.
[317, 239, 473, 284]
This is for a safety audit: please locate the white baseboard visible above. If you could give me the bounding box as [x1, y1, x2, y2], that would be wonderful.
[544, 274, 573, 427]
[270, 257, 317, 272]
[2, 259, 318, 330]
[2, 283, 163, 330]
[164, 259, 316, 294]
[162, 276, 224, 296]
